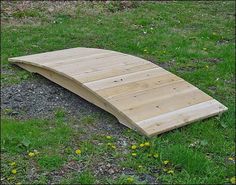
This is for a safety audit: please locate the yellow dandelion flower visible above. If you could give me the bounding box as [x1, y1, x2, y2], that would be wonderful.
[228, 157, 234, 161]
[10, 162, 16, 166]
[127, 177, 134, 183]
[132, 153, 137, 157]
[163, 160, 169, 165]
[106, 136, 112, 139]
[230, 176, 235, 184]
[153, 153, 159, 158]
[28, 152, 35, 157]
[144, 142, 150, 147]
[11, 169, 17, 174]
[139, 143, 145, 147]
[147, 153, 152, 157]
[131, 145, 137, 150]
[167, 170, 174, 174]
[111, 145, 116, 149]
[75, 149, 81, 155]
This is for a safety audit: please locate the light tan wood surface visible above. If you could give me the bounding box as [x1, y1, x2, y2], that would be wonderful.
[9, 47, 228, 137]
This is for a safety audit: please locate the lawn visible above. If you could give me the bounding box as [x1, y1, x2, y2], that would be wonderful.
[1, 1, 235, 184]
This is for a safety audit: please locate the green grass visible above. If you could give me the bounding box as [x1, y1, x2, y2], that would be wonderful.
[80, 115, 96, 125]
[12, 9, 42, 18]
[1, 118, 74, 184]
[105, 175, 143, 184]
[38, 155, 65, 171]
[1, 1, 235, 184]
[1, 119, 73, 154]
[61, 171, 96, 184]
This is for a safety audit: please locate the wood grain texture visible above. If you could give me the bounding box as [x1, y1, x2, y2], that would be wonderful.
[9, 47, 228, 137]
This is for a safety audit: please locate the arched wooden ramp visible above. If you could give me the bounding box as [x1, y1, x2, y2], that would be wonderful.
[9, 48, 227, 137]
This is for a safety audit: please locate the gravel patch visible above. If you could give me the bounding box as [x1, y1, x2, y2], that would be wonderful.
[1, 75, 97, 118]
[1, 75, 112, 121]
[1, 74, 128, 136]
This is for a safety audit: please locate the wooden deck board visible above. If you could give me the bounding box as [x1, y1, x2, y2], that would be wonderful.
[84, 68, 163, 91]
[108, 80, 196, 110]
[97, 73, 183, 99]
[74, 63, 156, 83]
[9, 47, 228, 137]
[122, 89, 212, 122]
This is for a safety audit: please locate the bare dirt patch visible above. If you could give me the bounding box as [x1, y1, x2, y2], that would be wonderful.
[191, 58, 222, 64]
[1, 1, 141, 26]
[177, 66, 198, 73]
[47, 160, 84, 184]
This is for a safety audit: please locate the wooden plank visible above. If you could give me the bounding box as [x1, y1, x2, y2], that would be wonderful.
[52, 54, 148, 75]
[122, 88, 212, 122]
[137, 100, 227, 136]
[74, 62, 156, 83]
[85, 68, 165, 91]
[46, 52, 119, 67]
[97, 73, 183, 99]
[10, 48, 110, 64]
[8, 47, 228, 137]
[108, 80, 196, 110]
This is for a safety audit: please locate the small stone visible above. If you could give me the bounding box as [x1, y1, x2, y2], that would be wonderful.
[12, 105, 20, 109]
[11, 111, 19, 115]
[14, 97, 22, 102]
[108, 168, 115, 174]
[3, 101, 9, 104]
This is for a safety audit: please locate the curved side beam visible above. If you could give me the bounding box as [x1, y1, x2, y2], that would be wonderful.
[13, 62, 147, 135]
